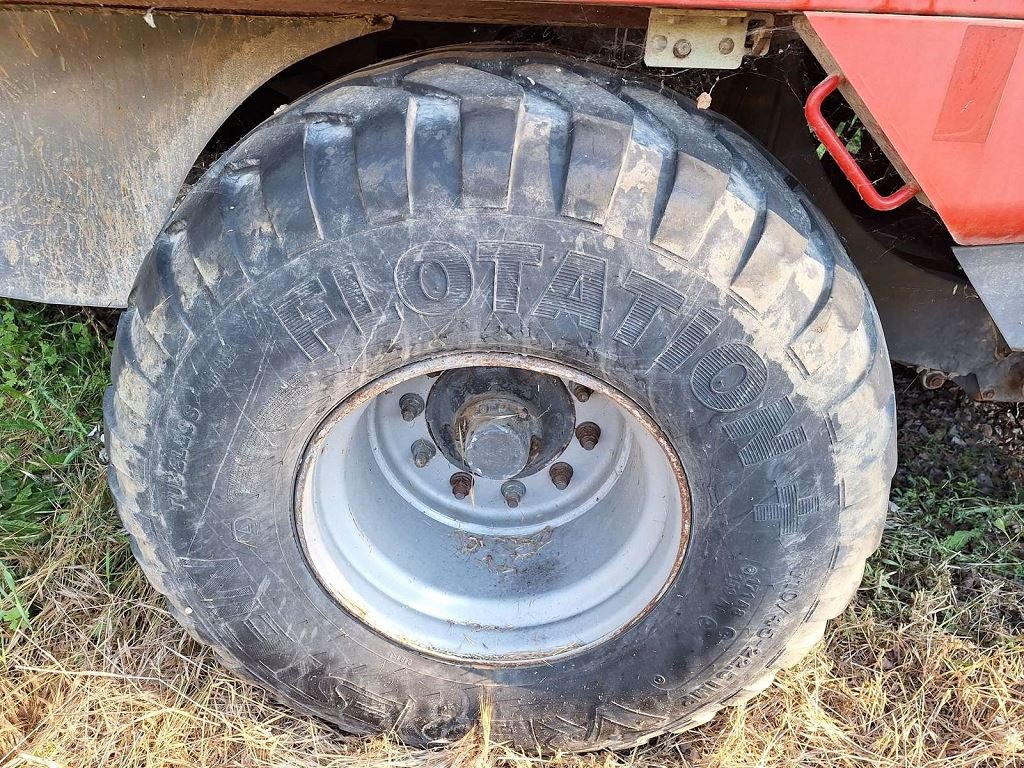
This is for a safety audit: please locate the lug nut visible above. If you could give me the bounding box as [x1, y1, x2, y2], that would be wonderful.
[718, 37, 735, 55]
[501, 480, 526, 508]
[572, 384, 592, 403]
[450, 472, 474, 500]
[410, 439, 436, 468]
[549, 462, 574, 490]
[575, 422, 601, 451]
[673, 38, 692, 59]
[400, 393, 425, 421]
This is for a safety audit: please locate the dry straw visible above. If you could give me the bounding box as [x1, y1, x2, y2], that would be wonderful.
[2, 510, 1021, 768]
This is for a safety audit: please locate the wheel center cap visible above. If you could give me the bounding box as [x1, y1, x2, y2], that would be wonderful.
[424, 366, 577, 480]
[459, 397, 533, 480]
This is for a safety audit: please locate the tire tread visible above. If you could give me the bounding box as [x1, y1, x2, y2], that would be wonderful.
[106, 49, 896, 752]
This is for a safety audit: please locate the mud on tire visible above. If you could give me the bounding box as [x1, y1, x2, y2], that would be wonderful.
[105, 49, 897, 752]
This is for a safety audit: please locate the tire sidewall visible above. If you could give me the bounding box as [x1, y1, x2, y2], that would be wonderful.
[149, 210, 839, 748]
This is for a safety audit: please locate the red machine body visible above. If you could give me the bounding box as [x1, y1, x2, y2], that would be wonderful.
[550, 0, 1024, 19]
[806, 12, 1024, 245]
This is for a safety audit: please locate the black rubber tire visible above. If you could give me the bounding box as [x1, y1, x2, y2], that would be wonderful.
[106, 48, 896, 752]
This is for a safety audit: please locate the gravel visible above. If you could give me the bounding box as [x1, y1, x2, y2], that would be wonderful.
[893, 365, 1024, 500]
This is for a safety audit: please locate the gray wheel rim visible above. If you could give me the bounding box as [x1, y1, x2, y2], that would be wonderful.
[296, 353, 691, 664]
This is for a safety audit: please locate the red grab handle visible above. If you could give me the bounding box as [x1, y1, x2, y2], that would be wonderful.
[805, 74, 920, 212]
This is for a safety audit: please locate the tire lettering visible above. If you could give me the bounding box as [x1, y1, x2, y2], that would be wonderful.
[477, 241, 543, 313]
[697, 614, 737, 645]
[614, 270, 684, 347]
[690, 342, 768, 412]
[532, 251, 607, 332]
[160, 396, 199, 514]
[331, 262, 394, 335]
[594, 701, 666, 734]
[272, 276, 336, 359]
[179, 556, 260, 620]
[714, 562, 762, 618]
[722, 397, 807, 466]
[395, 241, 473, 316]
[238, 610, 294, 661]
[653, 309, 721, 372]
[317, 675, 399, 727]
[680, 567, 806, 706]
[267, 240, 817, 486]
[231, 516, 262, 547]
[753, 482, 818, 537]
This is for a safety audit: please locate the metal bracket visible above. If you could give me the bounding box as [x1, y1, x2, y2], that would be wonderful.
[643, 9, 773, 70]
[954, 243, 1024, 352]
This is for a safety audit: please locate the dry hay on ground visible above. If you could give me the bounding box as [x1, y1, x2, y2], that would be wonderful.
[2, 516, 1021, 767]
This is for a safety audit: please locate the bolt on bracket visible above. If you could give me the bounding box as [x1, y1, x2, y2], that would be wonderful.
[644, 9, 773, 70]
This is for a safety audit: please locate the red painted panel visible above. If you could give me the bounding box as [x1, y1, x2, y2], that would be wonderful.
[807, 13, 1024, 244]
[550, 1, 1024, 21]
[933, 26, 1021, 142]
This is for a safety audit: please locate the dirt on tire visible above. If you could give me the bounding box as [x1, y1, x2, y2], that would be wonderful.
[105, 48, 896, 752]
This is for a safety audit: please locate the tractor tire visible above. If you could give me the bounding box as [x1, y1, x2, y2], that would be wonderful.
[105, 49, 896, 752]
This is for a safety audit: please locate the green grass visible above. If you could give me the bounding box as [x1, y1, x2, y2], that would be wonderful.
[862, 475, 1024, 650]
[889, 477, 1023, 578]
[1, 299, 1022, 767]
[0, 299, 120, 625]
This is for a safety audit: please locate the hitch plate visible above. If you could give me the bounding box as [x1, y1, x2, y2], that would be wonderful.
[644, 9, 770, 70]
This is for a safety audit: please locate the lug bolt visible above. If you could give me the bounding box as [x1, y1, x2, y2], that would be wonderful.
[572, 384, 592, 403]
[410, 439, 436, 468]
[575, 422, 602, 451]
[501, 480, 526, 508]
[400, 393, 425, 421]
[549, 462, 574, 490]
[450, 472, 474, 500]
[673, 39, 692, 59]
[718, 37, 735, 55]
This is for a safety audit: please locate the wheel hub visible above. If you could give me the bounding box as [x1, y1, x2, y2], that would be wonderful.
[425, 367, 575, 481]
[296, 354, 690, 664]
[457, 396, 532, 480]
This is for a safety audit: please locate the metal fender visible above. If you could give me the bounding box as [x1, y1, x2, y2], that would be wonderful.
[0, 8, 389, 307]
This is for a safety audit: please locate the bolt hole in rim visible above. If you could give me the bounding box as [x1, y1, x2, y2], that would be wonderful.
[296, 353, 691, 664]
